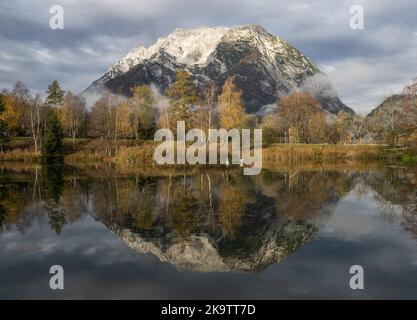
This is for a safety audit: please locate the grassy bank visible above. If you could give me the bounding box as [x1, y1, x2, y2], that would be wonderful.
[0, 137, 411, 167]
[262, 143, 387, 164]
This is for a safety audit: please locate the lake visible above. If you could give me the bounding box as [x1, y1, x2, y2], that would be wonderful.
[1, 163, 417, 299]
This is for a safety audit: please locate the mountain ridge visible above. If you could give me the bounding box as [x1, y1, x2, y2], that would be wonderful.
[83, 24, 354, 115]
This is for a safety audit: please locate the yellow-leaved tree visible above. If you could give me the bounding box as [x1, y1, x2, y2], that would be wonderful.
[58, 91, 87, 148]
[0, 93, 23, 136]
[115, 101, 134, 139]
[218, 77, 246, 130]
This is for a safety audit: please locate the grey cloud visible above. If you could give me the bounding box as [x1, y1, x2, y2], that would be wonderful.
[0, 0, 416, 113]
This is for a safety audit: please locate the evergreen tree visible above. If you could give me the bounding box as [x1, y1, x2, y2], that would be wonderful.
[45, 80, 65, 108]
[42, 164, 65, 235]
[42, 109, 64, 164]
[165, 70, 198, 131]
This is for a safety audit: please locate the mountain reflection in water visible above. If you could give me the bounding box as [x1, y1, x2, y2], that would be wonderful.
[1, 164, 416, 275]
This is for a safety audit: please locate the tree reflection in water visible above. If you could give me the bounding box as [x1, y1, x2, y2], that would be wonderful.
[1, 165, 416, 271]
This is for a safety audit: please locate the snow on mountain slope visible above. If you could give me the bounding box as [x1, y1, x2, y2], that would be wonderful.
[84, 24, 354, 115]
[103, 26, 229, 82]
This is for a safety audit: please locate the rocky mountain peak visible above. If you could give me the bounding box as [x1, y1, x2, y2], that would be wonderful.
[84, 25, 354, 115]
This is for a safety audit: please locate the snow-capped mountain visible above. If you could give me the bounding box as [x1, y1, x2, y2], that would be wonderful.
[84, 24, 354, 115]
[96, 26, 230, 84]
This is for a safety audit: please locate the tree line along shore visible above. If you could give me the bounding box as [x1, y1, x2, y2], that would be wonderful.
[0, 71, 416, 166]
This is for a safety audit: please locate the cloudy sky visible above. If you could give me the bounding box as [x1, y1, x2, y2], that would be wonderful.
[0, 0, 416, 114]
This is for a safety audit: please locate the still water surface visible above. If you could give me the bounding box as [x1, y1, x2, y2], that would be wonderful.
[1, 164, 417, 299]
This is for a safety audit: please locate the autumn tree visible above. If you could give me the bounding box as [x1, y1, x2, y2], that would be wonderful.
[261, 114, 282, 144]
[276, 92, 321, 143]
[0, 93, 5, 135]
[91, 94, 114, 138]
[307, 112, 328, 143]
[0, 92, 22, 135]
[12, 82, 31, 135]
[198, 81, 218, 138]
[58, 91, 87, 148]
[115, 100, 134, 140]
[334, 111, 352, 144]
[368, 95, 402, 146]
[0, 82, 33, 136]
[193, 104, 211, 137]
[398, 78, 417, 145]
[28, 94, 43, 152]
[130, 85, 158, 139]
[165, 70, 199, 132]
[350, 114, 367, 144]
[0, 83, 45, 143]
[90, 94, 117, 155]
[218, 77, 246, 130]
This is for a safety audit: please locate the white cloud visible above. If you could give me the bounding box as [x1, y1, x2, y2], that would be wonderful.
[320, 50, 417, 113]
[0, 0, 416, 113]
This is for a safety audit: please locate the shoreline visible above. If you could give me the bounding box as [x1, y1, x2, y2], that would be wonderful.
[0, 137, 415, 171]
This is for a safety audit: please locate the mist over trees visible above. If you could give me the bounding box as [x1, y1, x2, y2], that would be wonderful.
[0, 73, 416, 153]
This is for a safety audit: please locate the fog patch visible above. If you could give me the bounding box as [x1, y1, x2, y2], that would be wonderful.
[81, 83, 166, 110]
[150, 83, 169, 110]
[300, 73, 338, 99]
[256, 103, 276, 117]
